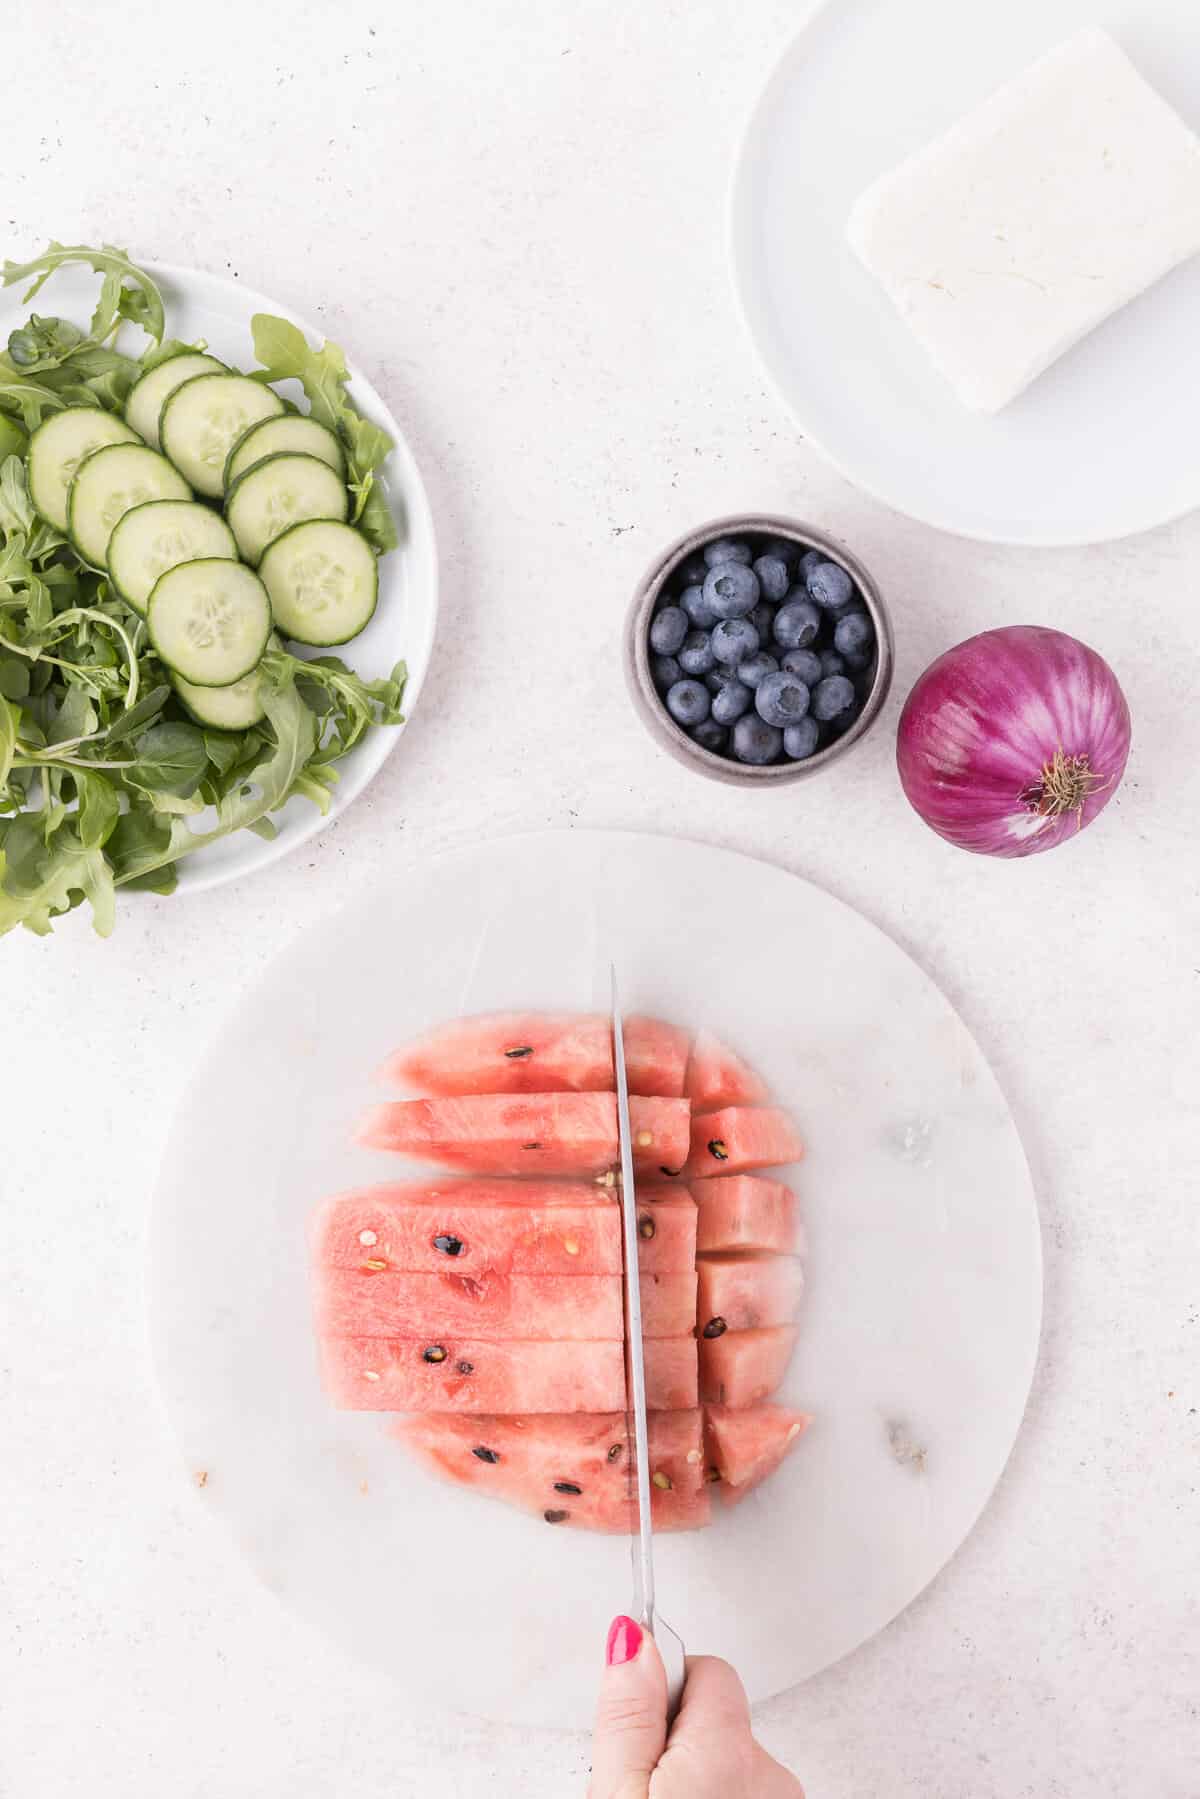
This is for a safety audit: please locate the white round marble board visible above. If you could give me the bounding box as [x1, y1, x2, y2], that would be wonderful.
[731, 0, 1200, 545]
[0, 258, 438, 893]
[150, 831, 1042, 1729]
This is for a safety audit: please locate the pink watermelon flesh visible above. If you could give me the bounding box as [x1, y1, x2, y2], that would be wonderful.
[684, 1106, 804, 1180]
[697, 1253, 804, 1334]
[313, 1181, 624, 1275]
[393, 1408, 711, 1532]
[380, 1011, 690, 1099]
[358, 1092, 692, 1178]
[685, 1029, 768, 1112]
[316, 1265, 695, 1340]
[631, 1184, 697, 1275]
[322, 1333, 698, 1413]
[692, 1175, 800, 1255]
[699, 1325, 798, 1408]
[704, 1403, 812, 1501]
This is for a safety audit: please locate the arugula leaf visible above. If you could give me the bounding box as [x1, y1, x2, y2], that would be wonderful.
[0, 815, 114, 937]
[125, 720, 208, 798]
[3, 242, 165, 346]
[73, 768, 119, 849]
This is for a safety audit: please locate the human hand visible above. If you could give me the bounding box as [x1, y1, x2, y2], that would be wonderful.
[588, 1615, 804, 1797]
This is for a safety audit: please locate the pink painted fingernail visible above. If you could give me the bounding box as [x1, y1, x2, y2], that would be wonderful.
[606, 1615, 644, 1666]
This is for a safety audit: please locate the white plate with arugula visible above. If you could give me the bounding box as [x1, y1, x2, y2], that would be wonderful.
[0, 243, 437, 936]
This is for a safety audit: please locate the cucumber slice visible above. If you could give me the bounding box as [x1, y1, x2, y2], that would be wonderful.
[225, 414, 345, 488]
[27, 409, 139, 532]
[107, 499, 238, 616]
[224, 451, 348, 566]
[160, 373, 285, 498]
[173, 662, 267, 730]
[124, 352, 224, 449]
[148, 559, 272, 687]
[67, 443, 191, 569]
[258, 519, 379, 645]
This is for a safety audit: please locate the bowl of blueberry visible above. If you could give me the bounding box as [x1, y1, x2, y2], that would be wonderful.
[626, 516, 892, 782]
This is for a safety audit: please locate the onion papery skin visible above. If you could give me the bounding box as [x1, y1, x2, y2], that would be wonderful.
[896, 626, 1131, 858]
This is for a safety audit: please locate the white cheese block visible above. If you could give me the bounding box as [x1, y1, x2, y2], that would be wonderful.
[847, 27, 1200, 412]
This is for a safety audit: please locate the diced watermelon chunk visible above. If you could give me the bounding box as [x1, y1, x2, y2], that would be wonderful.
[638, 1270, 698, 1338]
[393, 1408, 711, 1532]
[685, 1028, 768, 1111]
[704, 1403, 811, 1501]
[321, 1335, 627, 1412]
[684, 1106, 804, 1179]
[697, 1253, 804, 1334]
[358, 1093, 691, 1178]
[628, 1184, 697, 1275]
[692, 1175, 800, 1255]
[699, 1325, 798, 1407]
[315, 1265, 695, 1340]
[644, 1336, 698, 1411]
[313, 1180, 624, 1275]
[380, 1011, 690, 1099]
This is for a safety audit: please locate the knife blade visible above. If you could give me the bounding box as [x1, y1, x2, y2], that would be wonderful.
[612, 967, 687, 1720]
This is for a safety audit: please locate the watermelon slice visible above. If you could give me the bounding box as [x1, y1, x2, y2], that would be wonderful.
[381, 1011, 690, 1099]
[684, 1106, 804, 1179]
[316, 1265, 696, 1341]
[704, 1403, 812, 1500]
[692, 1175, 800, 1255]
[699, 1325, 798, 1407]
[697, 1253, 804, 1334]
[685, 1029, 768, 1112]
[393, 1408, 711, 1532]
[358, 1092, 692, 1178]
[631, 1184, 697, 1275]
[313, 1180, 624, 1275]
[322, 1333, 698, 1413]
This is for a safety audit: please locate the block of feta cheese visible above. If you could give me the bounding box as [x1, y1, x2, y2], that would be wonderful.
[847, 27, 1200, 412]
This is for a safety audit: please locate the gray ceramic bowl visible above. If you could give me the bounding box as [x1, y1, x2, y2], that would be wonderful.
[625, 514, 893, 786]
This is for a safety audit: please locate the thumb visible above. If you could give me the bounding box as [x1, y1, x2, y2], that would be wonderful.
[588, 1615, 668, 1799]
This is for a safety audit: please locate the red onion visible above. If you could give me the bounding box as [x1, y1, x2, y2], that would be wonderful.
[896, 626, 1131, 858]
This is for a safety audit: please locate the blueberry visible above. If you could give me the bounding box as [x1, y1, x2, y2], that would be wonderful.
[737, 651, 779, 691]
[680, 583, 718, 630]
[649, 605, 688, 656]
[691, 718, 728, 754]
[807, 560, 855, 610]
[798, 547, 825, 579]
[711, 677, 754, 724]
[773, 598, 820, 650]
[703, 668, 726, 693]
[677, 554, 709, 587]
[711, 617, 760, 666]
[843, 647, 875, 675]
[811, 674, 856, 722]
[732, 714, 783, 765]
[833, 610, 873, 656]
[755, 670, 811, 727]
[652, 654, 682, 691]
[752, 555, 790, 602]
[779, 648, 822, 685]
[678, 630, 717, 677]
[703, 537, 753, 567]
[783, 716, 821, 760]
[761, 537, 798, 569]
[703, 561, 760, 620]
[817, 648, 846, 680]
[665, 679, 711, 727]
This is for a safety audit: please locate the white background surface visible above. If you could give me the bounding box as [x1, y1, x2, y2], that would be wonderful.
[3, 1, 1196, 1795]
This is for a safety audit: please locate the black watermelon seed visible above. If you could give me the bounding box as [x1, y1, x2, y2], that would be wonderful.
[707, 1139, 729, 1161]
[702, 1316, 728, 1339]
[422, 1345, 448, 1363]
[522, 1142, 543, 1150]
[504, 1045, 534, 1059]
[433, 1233, 464, 1257]
[456, 1360, 474, 1375]
[659, 1165, 683, 1177]
[607, 1443, 623, 1462]
[472, 1446, 500, 1464]
[638, 1214, 656, 1240]
[704, 1465, 722, 1484]
[553, 1481, 582, 1495]
[543, 1508, 569, 1524]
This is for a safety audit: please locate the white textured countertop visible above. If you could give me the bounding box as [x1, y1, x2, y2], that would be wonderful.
[3, 1, 1197, 1794]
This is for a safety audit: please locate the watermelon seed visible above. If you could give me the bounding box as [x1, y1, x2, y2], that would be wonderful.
[708, 1139, 730, 1161]
[652, 1471, 673, 1491]
[635, 1129, 653, 1148]
[659, 1165, 682, 1178]
[638, 1214, 656, 1240]
[704, 1466, 722, 1484]
[686, 1449, 702, 1464]
[472, 1447, 500, 1464]
[504, 1045, 534, 1059]
[422, 1345, 448, 1363]
[563, 1238, 580, 1256]
[553, 1481, 582, 1495]
[457, 1360, 475, 1374]
[358, 1229, 378, 1246]
[360, 1257, 388, 1273]
[702, 1316, 728, 1339]
[362, 1370, 381, 1382]
[543, 1509, 569, 1524]
[607, 1444, 623, 1462]
[522, 1142, 543, 1150]
[433, 1234, 464, 1257]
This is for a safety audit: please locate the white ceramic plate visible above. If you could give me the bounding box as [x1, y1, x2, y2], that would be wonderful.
[0, 259, 437, 893]
[732, 0, 1200, 545]
[151, 831, 1041, 1728]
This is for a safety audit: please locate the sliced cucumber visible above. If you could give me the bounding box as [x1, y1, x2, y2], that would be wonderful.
[67, 443, 191, 569]
[107, 499, 238, 616]
[173, 662, 267, 729]
[224, 451, 348, 566]
[148, 559, 271, 687]
[258, 519, 379, 645]
[124, 351, 224, 449]
[27, 409, 139, 532]
[225, 414, 345, 488]
[159, 373, 285, 499]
